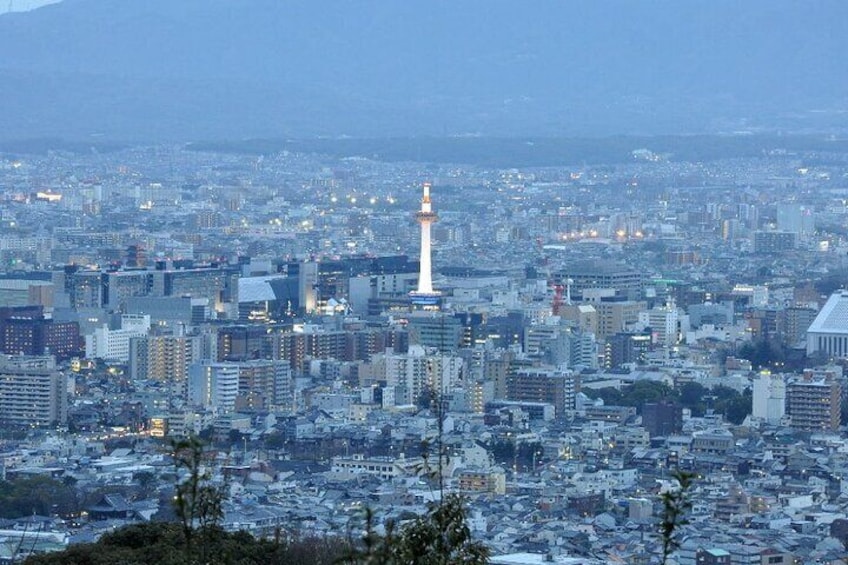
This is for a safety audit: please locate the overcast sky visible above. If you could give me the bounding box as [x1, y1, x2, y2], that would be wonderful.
[0, 0, 60, 14]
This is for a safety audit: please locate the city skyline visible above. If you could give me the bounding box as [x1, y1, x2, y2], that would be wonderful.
[1, 2, 848, 564]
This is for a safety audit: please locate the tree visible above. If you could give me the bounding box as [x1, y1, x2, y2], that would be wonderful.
[0, 476, 79, 519]
[627, 380, 675, 410]
[678, 381, 707, 413]
[343, 390, 488, 565]
[24, 521, 350, 565]
[582, 387, 623, 406]
[227, 429, 246, 447]
[416, 384, 437, 412]
[263, 431, 287, 451]
[722, 389, 752, 425]
[738, 340, 784, 370]
[659, 470, 694, 565]
[392, 494, 489, 565]
[343, 494, 489, 565]
[583, 380, 674, 413]
[170, 436, 226, 557]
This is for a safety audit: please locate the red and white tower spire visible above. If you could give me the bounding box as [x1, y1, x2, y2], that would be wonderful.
[413, 182, 439, 296]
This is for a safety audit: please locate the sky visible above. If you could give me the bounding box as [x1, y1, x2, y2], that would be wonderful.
[0, 0, 60, 14]
[1, 1, 846, 141]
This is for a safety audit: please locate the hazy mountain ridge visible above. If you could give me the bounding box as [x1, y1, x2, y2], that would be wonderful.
[0, 0, 846, 142]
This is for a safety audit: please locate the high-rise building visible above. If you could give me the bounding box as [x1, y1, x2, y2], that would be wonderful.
[218, 324, 276, 361]
[721, 219, 740, 241]
[557, 260, 643, 301]
[126, 296, 210, 329]
[505, 367, 578, 417]
[379, 345, 463, 405]
[524, 324, 596, 369]
[0, 355, 67, 427]
[786, 370, 842, 431]
[187, 362, 240, 414]
[638, 303, 680, 347]
[407, 312, 463, 352]
[104, 270, 154, 310]
[780, 306, 817, 346]
[752, 373, 786, 425]
[85, 314, 151, 362]
[130, 334, 202, 383]
[271, 326, 406, 371]
[232, 359, 292, 414]
[604, 332, 651, 369]
[594, 299, 646, 340]
[153, 265, 239, 316]
[753, 231, 796, 254]
[0, 306, 80, 360]
[68, 270, 105, 309]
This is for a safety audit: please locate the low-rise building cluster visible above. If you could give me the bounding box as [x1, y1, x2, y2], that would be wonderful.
[2, 143, 848, 563]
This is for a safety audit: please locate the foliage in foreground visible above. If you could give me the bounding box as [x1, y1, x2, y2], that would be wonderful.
[659, 470, 695, 565]
[23, 495, 488, 565]
[343, 493, 489, 565]
[25, 433, 489, 565]
[24, 522, 347, 565]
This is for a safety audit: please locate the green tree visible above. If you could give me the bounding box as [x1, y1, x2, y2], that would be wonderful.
[24, 521, 350, 565]
[133, 470, 156, 490]
[263, 431, 287, 450]
[627, 380, 675, 410]
[170, 436, 226, 558]
[738, 340, 784, 370]
[660, 470, 694, 565]
[392, 494, 489, 565]
[488, 440, 515, 467]
[0, 476, 79, 518]
[584, 380, 674, 413]
[344, 391, 488, 565]
[582, 387, 623, 406]
[722, 389, 752, 425]
[678, 381, 707, 415]
[344, 494, 488, 565]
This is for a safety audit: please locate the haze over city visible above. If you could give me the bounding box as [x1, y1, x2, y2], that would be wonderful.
[1, 3, 848, 565]
[1, 1, 847, 141]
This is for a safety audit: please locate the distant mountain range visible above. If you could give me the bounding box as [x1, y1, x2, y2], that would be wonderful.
[0, 0, 847, 143]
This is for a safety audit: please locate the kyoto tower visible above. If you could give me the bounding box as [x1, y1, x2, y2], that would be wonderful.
[412, 182, 439, 300]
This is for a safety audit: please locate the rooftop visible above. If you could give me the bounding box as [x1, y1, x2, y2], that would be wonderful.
[807, 291, 848, 335]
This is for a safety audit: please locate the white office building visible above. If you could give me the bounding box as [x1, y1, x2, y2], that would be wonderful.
[752, 373, 786, 425]
[187, 362, 239, 414]
[85, 314, 151, 362]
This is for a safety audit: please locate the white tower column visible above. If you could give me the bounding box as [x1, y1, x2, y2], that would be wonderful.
[413, 182, 439, 296]
[418, 220, 434, 294]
